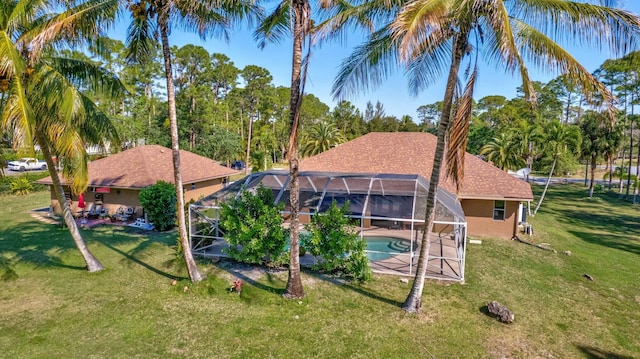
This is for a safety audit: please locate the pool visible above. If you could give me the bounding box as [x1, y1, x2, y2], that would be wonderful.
[365, 236, 416, 262]
[285, 235, 416, 262]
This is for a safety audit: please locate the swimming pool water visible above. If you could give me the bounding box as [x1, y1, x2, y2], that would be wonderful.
[285, 235, 415, 262]
[365, 236, 416, 262]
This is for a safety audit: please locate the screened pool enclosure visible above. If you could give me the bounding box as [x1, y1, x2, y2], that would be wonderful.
[189, 171, 467, 281]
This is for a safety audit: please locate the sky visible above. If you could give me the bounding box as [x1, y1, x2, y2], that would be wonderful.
[109, 1, 640, 121]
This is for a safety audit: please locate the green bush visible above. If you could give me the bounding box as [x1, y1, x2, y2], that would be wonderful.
[0, 172, 48, 195]
[9, 177, 34, 195]
[139, 181, 176, 231]
[301, 201, 372, 282]
[219, 184, 288, 266]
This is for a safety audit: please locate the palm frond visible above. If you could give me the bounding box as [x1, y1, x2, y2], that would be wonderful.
[125, 9, 158, 63]
[46, 56, 127, 99]
[331, 27, 399, 100]
[513, 0, 640, 57]
[253, 1, 290, 48]
[314, 0, 403, 44]
[512, 19, 615, 115]
[446, 64, 477, 192]
[27, 0, 120, 58]
[404, 29, 452, 95]
[390, 0, 451, 63]
[0, 30, 25, 80]
[1, 74, 35, 149]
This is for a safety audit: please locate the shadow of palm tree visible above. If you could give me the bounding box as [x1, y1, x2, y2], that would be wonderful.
[92, 235, 185, 281]
[576, 345, 635, 359]
[305, 270, 404, 308]
[0, 221, 89, 274]
[0, 216, 186, 281]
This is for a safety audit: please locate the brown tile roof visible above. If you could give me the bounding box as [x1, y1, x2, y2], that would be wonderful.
[300, 132, 533, 201]
[36, 145, 239, 189]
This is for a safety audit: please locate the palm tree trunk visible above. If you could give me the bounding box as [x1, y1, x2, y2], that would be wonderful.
[283, 0, 309, 300]
[589, 154, 596, 197]
[636, 136, 640, 195]
[402, 32, 468, 313]
[159, 16, 202, 283]
[35, 132, 103, 272]
[533, 158, 557, 216]
[245, 111, 253, 175]
[626, 115, 633, 198]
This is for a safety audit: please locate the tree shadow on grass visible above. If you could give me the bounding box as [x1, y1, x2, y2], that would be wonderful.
[92, 238, 185, 281]
[568, 230, 640, 256]
[0, 218, 185, 281]
[554, 208, 640, 242]
[0, 221, 88, 273]
[305, 270, 404, 308]
[575, 345, 635, 359]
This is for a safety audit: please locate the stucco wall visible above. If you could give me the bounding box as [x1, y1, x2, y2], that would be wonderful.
[183, 178, 225, 203]
[461, 199, 519, 239]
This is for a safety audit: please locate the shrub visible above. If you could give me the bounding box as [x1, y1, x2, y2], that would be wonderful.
[301, 201, 372, 281]
[219, 184, 288, 266]
[139, 181, 176, 231]
[9, 177, 33, 195]
[0, 172, 48, 195]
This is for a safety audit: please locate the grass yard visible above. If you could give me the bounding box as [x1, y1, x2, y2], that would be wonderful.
[0, 186, 639, 358]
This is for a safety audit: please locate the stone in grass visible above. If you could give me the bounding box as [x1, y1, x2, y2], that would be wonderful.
[487, 301, 515, 324]
[562, 250, 572, 256]
[399, 278, 409, 284]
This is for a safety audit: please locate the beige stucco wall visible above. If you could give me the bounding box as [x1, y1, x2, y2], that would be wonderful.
[48, 178, 227, 219]
[461, 199, 520, 239]
[183, 178, 225, 203]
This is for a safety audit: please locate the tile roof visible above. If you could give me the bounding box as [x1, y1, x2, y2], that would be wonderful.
[299, 132, 533, 201]
[36, 145, 239, 189]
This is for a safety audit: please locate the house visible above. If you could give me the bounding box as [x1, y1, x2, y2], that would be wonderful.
[299, 132, 534, 239]
[37, 145, 239, 218]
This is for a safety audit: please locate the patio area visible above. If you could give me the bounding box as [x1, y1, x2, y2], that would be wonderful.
[29, 207, 151, 230]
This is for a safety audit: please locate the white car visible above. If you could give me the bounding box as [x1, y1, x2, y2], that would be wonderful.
[7, 158, 48, 172]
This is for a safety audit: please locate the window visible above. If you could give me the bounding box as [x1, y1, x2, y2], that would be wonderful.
[493, 200, 505, 221]
[191, 183, 196, 190]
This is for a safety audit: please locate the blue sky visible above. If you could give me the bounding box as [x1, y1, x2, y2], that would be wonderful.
[110, 1, 640, 120]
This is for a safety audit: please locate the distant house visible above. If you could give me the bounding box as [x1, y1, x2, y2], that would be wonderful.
[37, 145, 239, 218]
[299, 132, 534, 239]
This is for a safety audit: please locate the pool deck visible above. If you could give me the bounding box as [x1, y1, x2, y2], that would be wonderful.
[193, 226, 465, 281]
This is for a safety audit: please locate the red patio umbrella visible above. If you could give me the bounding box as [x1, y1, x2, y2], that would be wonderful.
[78, 193, 86, 209]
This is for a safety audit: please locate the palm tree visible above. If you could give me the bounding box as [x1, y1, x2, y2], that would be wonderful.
[512, 119, 541, 180]
[302, 120, 345, 157]
[333, 0, 640, 313]
[533, 121, 581, 215]
[0, 0, 123, 272]
[255, 0, 371, 299]
[480, 131, 525, 172]
[123, 0, 259, 282]
[580, 110, 619, 197]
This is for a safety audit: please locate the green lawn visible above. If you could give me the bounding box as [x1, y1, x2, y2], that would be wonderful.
[0, 186, 638, 358]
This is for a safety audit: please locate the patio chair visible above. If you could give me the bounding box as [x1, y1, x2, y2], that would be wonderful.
[87, 204, 102, 219]
[83, 203, 95, 218]
[120, 207, 135, 223]
[99, 208, 110, 220]
[114, 206, 126, 221]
